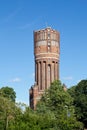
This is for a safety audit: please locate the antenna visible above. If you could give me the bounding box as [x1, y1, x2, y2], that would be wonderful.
[45, 22, 48, 28]
[45, 22, 51, 29]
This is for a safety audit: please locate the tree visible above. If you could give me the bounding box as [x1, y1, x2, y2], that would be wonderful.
[36, 80, 83, 130]
[0, 96, 26, 130]
[0, 86, 16, 102]
[67, 85, 76, 99]
[74, 79, 87, 128]
[0, 87, 22, 130]
[0, 96, 16, 130]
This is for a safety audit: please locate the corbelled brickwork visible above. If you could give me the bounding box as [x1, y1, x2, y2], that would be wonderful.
[29, 27, 60, 109]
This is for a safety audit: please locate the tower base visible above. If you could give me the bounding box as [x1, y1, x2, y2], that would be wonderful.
[29, 84, 44, 109]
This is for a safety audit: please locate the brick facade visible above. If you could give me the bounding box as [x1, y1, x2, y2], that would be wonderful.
[29, 27, 60, 109]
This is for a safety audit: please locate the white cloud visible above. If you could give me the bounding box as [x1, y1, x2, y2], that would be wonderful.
[62, 76, 73, 80]
[9, 78, 21, 83]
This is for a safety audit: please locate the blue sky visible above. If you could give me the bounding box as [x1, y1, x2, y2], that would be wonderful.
[0, 0, 87, 105]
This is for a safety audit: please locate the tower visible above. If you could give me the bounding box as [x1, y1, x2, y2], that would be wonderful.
[29, 27, 60, 109]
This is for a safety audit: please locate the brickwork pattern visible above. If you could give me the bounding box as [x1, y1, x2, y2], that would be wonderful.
[29, 27, 60, 109]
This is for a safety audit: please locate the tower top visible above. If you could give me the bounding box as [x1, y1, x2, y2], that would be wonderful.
[34, 27, 58, 33]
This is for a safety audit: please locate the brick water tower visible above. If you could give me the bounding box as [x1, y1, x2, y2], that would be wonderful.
[29, 27, 60, 109]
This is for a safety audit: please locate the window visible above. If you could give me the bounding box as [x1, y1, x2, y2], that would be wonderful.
[48, 46, 50, 52]
[48, 42, 50, 46]
[48, 33, 50, 39]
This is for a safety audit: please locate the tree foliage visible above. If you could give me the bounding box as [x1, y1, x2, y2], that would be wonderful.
[0, 81, 85, 130]
[68, 79, 87, 128]
[74, 80, 87, 128]
[0, 86, 16, 102]
[0, 96, 20, 130]
[36, 80, 83, 130]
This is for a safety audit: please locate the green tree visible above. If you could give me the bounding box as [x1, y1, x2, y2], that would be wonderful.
[0, 96, 16, 130]
[22, 107, 41, 130]
[0, 86, 16, 102]
[74, 79, 87, 128]
[0, 97, 27, 130]
[8, 103, 27, 130]
[68, 85, 76, 99]
[36, 80, 83, 130]
[0, 88, 23, 130]
[23, 107, 55, 130]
